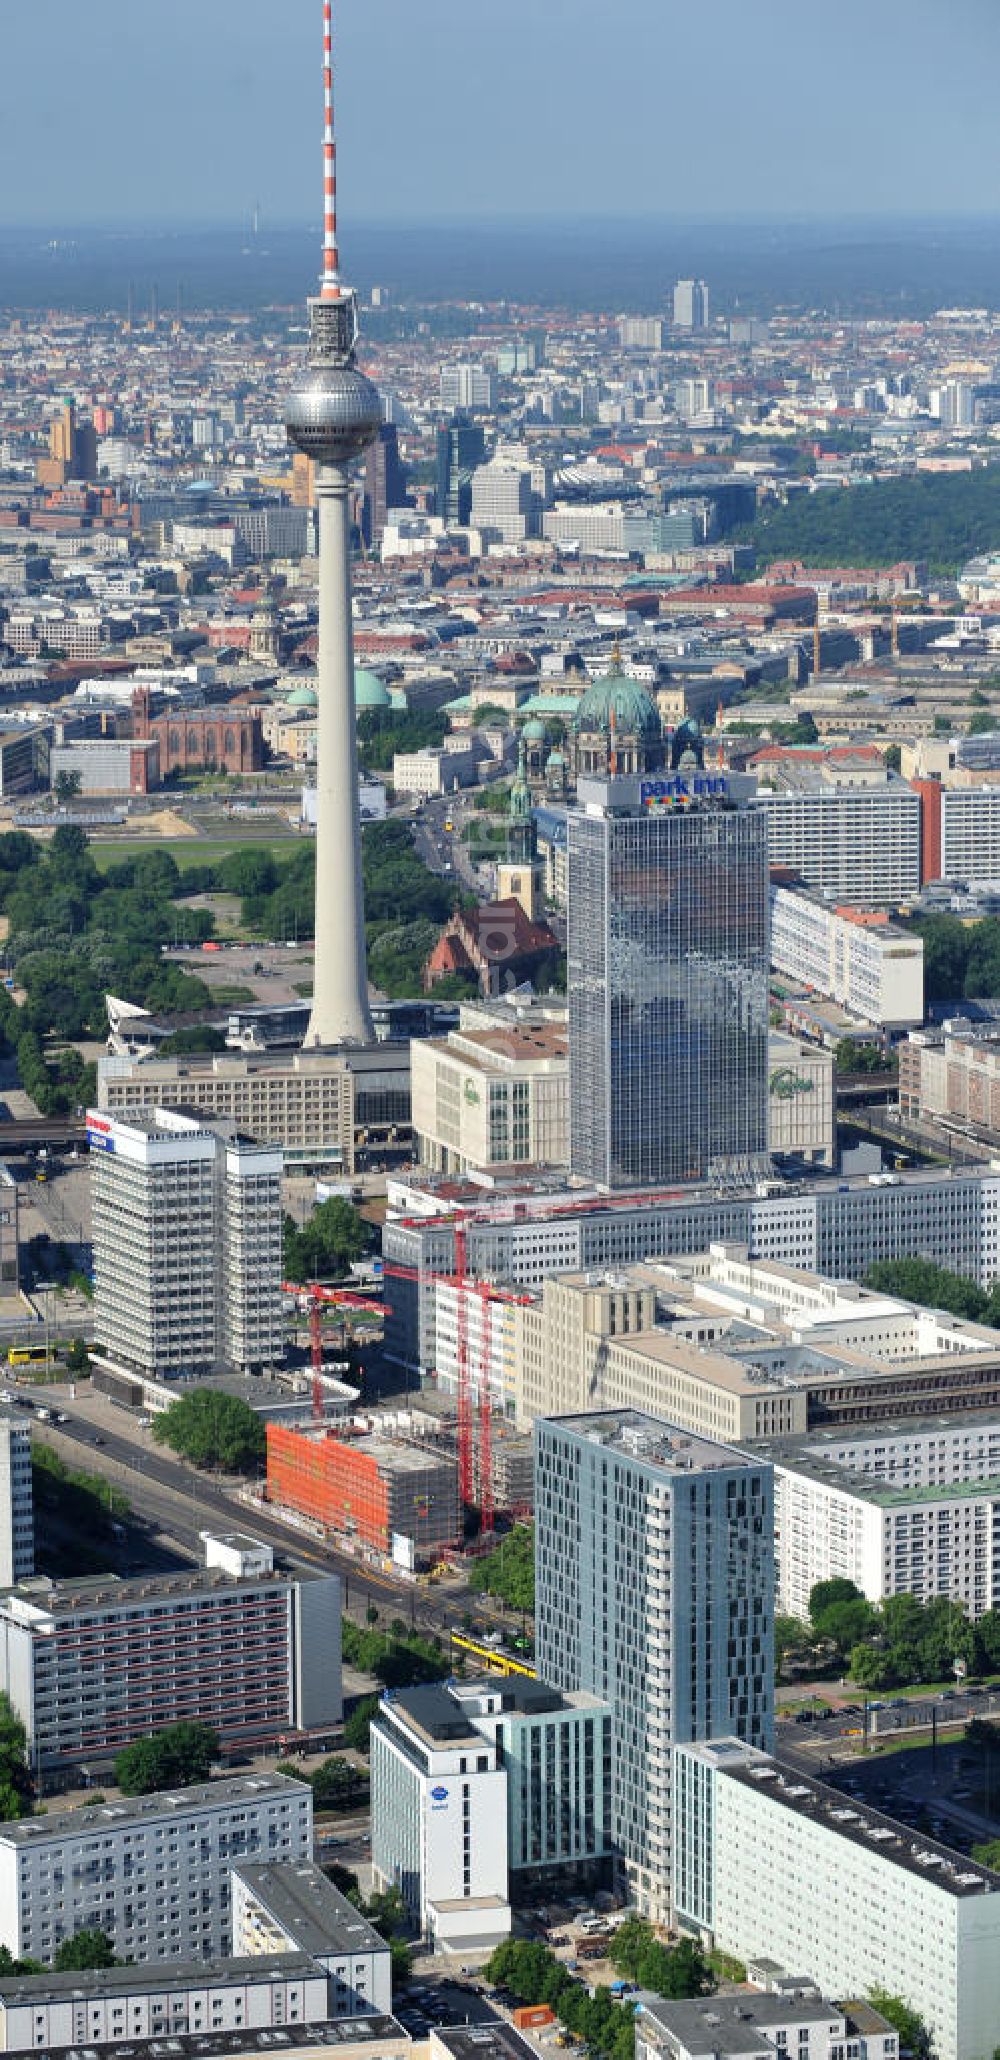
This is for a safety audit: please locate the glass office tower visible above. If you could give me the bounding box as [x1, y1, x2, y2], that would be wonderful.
[568, 778, 770, 1187]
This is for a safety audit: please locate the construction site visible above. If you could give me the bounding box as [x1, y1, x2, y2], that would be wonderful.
[269, 1228, 534, 1566]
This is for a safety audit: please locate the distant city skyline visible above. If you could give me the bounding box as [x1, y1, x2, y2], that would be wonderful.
[1, 0, 999, 229]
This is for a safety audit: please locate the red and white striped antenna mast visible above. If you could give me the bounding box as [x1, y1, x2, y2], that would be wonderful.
[320, 0, 342, 300]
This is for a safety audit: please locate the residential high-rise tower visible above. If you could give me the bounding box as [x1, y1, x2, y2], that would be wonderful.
[535, 1409, 774, 1921]
[286, 0, 380, 1047]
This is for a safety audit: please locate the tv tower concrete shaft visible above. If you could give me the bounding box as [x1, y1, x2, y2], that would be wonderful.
[308, 460, 374, 1046]
[285, 0, 381, 1048]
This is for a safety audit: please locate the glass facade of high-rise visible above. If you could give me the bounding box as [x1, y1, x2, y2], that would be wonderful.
[535, 1409, 774, 1920]
[568, 783, 770, 1187]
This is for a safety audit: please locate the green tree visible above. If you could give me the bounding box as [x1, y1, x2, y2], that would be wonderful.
[151, 1390, 265, 1473]
[310, 1755, 367, 1810]
[865, 1259, 988, 1323]
[968, 713, 999, 737]
[283, 1198, 370, 1283]
[867, 1989, 934, 2059]
[54, 771, 82, 804]
[65, 1337, 90, 1374]
[468, 1525, 535, 1612]
[971, 1837, 1000, 1868]
[0, 1694, 31, 1821]
[848, 1640, 889, 1689]
[343, 1694, 381, 1755]
[775, 1613, 811, 1677]
[54, 1928, 118, 1971]
[115, 1721, 220, 1796]
[0, 1946, 44, 1975]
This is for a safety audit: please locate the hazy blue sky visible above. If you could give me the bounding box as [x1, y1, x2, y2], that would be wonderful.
[2, 0, 1000, 228]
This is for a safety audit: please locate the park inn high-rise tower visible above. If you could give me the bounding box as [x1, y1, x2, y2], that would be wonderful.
[568, 766, 770, 1188]
[286, 0, 380, 1048]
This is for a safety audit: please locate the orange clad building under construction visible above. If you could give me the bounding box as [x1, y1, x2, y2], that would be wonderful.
[267, 1424, 459, 1558]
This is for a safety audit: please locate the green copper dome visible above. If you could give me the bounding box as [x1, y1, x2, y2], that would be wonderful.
[286, 682, 318, 709]
[354, 667, 392, 710]
[522, 717, 547, 743]
[574, 671, 661, 739]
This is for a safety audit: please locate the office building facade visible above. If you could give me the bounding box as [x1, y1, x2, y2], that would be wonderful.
[0, 1418, 33, 1589]
[363, 424, 406, 551]
[535, 1410, 773, 1920]
[672, 1739, 1000, 2060]
[435, 423, 487, 527]
[568, 776, 770, 1187]
[88, 1107, 284, 1377]
[97, 1045, 413, 1177]
[0, 1568, 341, 1772]
[0, 1775, 313, 1966]
[383, 1166, 1000, 1380]
[672, 280, 709, 330]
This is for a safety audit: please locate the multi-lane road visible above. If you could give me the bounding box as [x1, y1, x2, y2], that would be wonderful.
[30, 1395, 503, 1649]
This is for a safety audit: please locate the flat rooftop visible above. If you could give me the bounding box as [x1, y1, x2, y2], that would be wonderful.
[546, 1409, 755, 1475]
[762, 1437, 1000, 1507]
[0, 1956, 320, 2005]
[0, 1567, 298, 1619]
[641, 1993, 846, 2051]
[0, 1774, 308, 1846]
[232, 1861, 387, 1961]
[0, 2021, 411, 2060]
[721, 1745, 1000, 1898]
[432, 2027, 538, 2060]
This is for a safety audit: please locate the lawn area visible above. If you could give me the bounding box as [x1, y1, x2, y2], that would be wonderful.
[89, 836, 298, 873]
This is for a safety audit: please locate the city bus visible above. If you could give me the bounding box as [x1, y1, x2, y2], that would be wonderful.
[9, 1346, 52, 1368]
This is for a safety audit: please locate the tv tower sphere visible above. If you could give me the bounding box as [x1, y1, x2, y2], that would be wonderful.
[286, 296, 382, 467]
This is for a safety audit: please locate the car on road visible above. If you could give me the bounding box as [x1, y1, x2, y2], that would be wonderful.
[93, 1435, 106, 1446]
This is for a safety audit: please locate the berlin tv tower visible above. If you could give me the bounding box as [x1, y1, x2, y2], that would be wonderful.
[286, 0, 379, 1047]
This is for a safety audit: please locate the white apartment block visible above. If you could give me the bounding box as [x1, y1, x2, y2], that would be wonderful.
[0, 1417, 33, 1589]
[0, 1568, 342, 1772]
[371, 1676, 612, 1951]
[88, 1106, 283, 1377]
[941, 785, 1000, 879]
[772, 1455, 1000, 1621]
[0, 1957, 330, 2051]
[636, 1992, 898, 2060]
[0, 1775, 312, 1966]
[232, 1862, 392, 2013]
[767, 1411, 1000, 1620]
[673, 1740, 1000, 2060]
[618, 317, 665, 350]
[756, 785, 922, 905]
[769, 885, 924, 1029]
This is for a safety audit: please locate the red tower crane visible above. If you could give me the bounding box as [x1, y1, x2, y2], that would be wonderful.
[478, 1280, 495, 1542]
[453, 1224, 475, 1511]
[282, 1281, 386, 1423]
